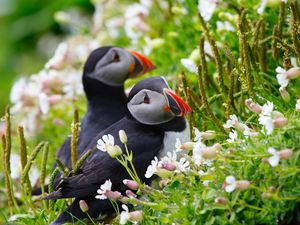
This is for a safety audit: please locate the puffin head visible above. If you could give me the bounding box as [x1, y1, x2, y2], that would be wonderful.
[83, 46, 155, 87]
[127, 76, 192, 125]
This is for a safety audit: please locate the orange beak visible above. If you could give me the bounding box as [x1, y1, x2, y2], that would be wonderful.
[163, 88, 192, 117]
[128, 50, 156, 75]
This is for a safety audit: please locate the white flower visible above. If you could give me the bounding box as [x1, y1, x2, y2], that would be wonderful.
[198, 0, 217, 21]
[97, 134, 115, 152]
[257, 0, 268, 14]
[194, 127, 202, 142]
[177, 158, 190, 172]
[45, 42, 69, 70]
[227, 130, 238, 143]
[161, 151, 177, 164]
[145, 157, 159, 178]
[192, 141, 206, 165]
[120, 204, 130, 225]
[225, 176, 236, 193]
[268, 147, 280, 167]
[276, 66, 289, 88]
[242, 125, 251, 137]
[39, 93, 50, 114]
[223, 114, 239, 129]
[95, 180, 112, 200]
[217, 21, 235, 32]
[259, 115, 274, 134]
[180, 58, 197, 73]
[296, 99, 300, 110]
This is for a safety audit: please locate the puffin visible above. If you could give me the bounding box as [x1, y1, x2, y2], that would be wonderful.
[45, 76, 191, 224]
[32, 46, 155, 196]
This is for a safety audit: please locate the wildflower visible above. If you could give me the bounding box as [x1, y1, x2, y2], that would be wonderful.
[119, 130, 127, 144]
[123, 179, 139, 190]
[245, 98, 262, 114]
[198, 0, 218, 21]
[278, 149, 293, 159]
[223, 114, 244, 131]
[192, 141, 206, 165]
[227, 130, 238, 143]
[267, 147, 279, 167]
[162, 162, 177, 171]
[145, 157, 159, 178]
[296, 99, 300, 110]
[38, 93, 50, 114]
[79, 200, 89, 213]
[125, 190, 137, 198]
[224, 176, 250, 193]
[45, 42, 70, 70]
[176, 157, 190, 172]
[180, 58, 197, 73]
[258, 101, 275, 134]
[120, 204, 143, 224]
[279, 87, 290, 102]
[215, 197, 228, 205]
[194, 127, 216, 141]
[97, 134, 122, 158]
[180, 141, 194, 151]
[276, 66, 300, 88]
[194, 127, 202, 142]
[273, 117, 288, 128]
[96, 180, 121, 201]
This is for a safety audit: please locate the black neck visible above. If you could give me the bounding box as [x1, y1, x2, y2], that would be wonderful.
[83, 75, 127, 104]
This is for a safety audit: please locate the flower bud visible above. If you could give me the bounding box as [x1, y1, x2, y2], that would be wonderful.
[79, 200, 89, 213]
[200, 130, 216, 140]
[119, 130, 127, 144]
[214, 197, 228, 205]
[262, 158, 269, 163]
[149, 38, 165, 49]
[261, 192, 272, 199]
[162, 162, 177, 171]
[269, 186, 276, 193]
[54, 11, 71, 24]
[272, 111, 284, 119]
[279, 87, 290, 102]
[278, 149, 292, 159]
[180, 142, 194, 151]
[286, 67, 300, 80]
[245, 99, 262, 114]
[123, 179, 139, 190]
[202, 144, 220, 159]
[171, 6, 187, 15]
[235, 180, 250, 191]
[273, 117, 288, 128]
[125, 190, 137, 198]
[155, 168, 174, 178]
[128, 210, 143, 223]
[159, 179, 170, 188]
[107, 145, 123, 158]
[105, 190, 122, 201]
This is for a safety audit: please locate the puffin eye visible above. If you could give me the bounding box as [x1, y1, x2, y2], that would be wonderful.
[143, 93, 150, 104]
[113, 52, 120, 62]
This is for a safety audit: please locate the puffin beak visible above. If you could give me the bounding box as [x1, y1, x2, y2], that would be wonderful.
[128, 50, 156, 77]
[163, 88, 192, 117]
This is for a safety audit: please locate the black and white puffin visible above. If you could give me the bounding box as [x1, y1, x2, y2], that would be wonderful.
[45, 76, 191, 224]
[55, 46, 156, 174]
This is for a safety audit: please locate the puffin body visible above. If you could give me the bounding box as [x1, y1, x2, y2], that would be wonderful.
[54, 46, 155, 173]
[46, 77, 191, 224]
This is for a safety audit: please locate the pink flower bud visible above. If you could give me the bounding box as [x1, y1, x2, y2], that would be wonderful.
[180, 142, 194, 151]
[214, 197, 228, 205]
[105, 190, 122, 201]
[128, 210, 143, 223]
[119, 130, 127, 144]
[286, 67, 300, 80]
[278, 149, 292, 159]
[245, 99, 262, 114]
[125, 190, 137, 198]
[272, 111, 284, 119]
[123, 179, 139, 190]
[48, 94, 63, 104]
[79, 200, 89, 212]
[202, 144, 220, 159]
[279, 87, 290, 102]
[273, 117, 288, 128]
[235, 180, 250, 190]
[162, 162, 177, 171]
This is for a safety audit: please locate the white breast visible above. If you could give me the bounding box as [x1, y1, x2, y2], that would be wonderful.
[158, 120, 190, 159]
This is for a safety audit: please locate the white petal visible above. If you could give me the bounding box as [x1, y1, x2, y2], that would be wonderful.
[193, 127, 202, 142]
[226, 175, 236, 184]
[180, 58, 197, 73]
[275, 66, 286, 74]
[268, 155, 280, 167]
[225, 184, 235, 193]
[276, 74, 289, 87]
[268, 147, 277, 155]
